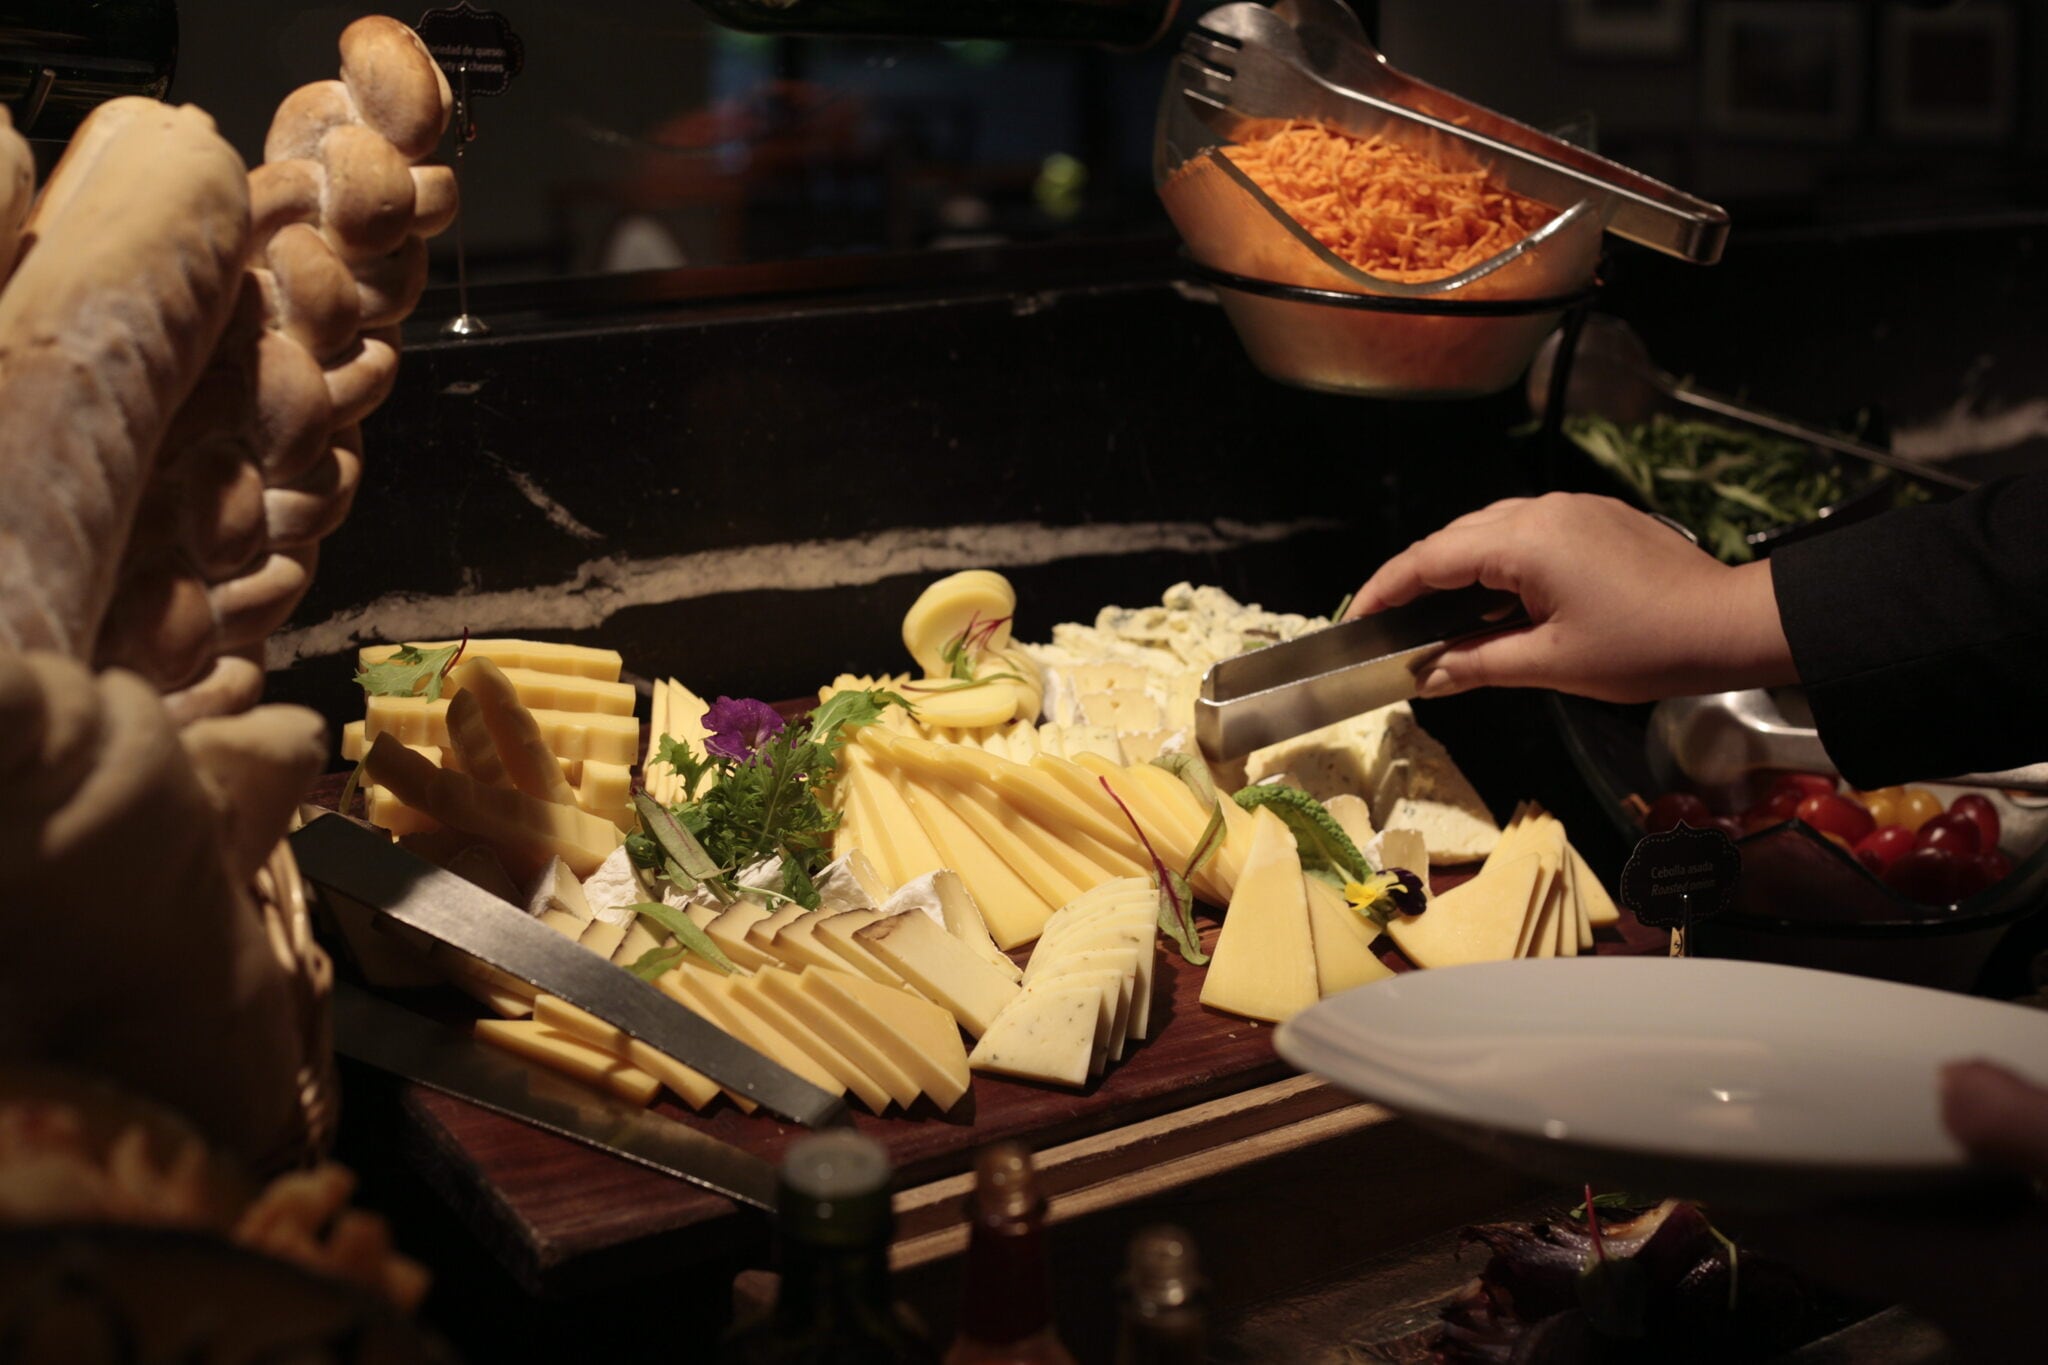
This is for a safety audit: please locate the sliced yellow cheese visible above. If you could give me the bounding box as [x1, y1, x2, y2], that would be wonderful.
[883, 870, 1021, 985]
[1325, 793, 1376, 849]
[1303, 875, 1396, 996]
[364, 785, 441, 836]
[800, 969, 971, 1111]
[1387, 853, 1544, 970]
[362, 733, 621, 877]
[747, 902, 813, 957]
[1200, 806, 1319, 1024]
[1571, 842, 1620, 931]
[452, 657, 579, 806]
[702, 901, 783, 972]
[839, 743, 946, 885]
[577, 916, 629, 959]
[473, 1019, 659, 1105]
[756, 969, 924, 1110]
[813, 910, 915, 988]
[909, 774, 1088, 912]
[659, 967, 844, 1100]
[968, 982, 1100, 1088]
[769, 909, 861, 976]
[366, 695, 640, 766]
[901, 569, 1016, 677]
[480, 667, 635, 716]
[856, 905, 1021, 1037]
[531, 994, 723, 1109]
[342, 718, 367, 763]
[889, 768, 1055, 949]
[1032, 952, 1136, 1064]
[359, 639, 622, 682]
[574, 759, 635, 832]
[720, 972, 893, 1115]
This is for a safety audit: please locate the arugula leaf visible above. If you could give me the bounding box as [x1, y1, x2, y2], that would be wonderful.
[779, 857, 821, 912]
[655, 735, 714, 803]
[807, 688, 911, 746]
[1100, 776, 1208, 966]
[626, 901, 739, 974]
[354, 638, 466, 701]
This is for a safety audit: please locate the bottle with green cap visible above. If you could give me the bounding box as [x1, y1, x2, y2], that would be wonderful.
[721, 1131, 939, 1365]
[1113, 1225, 1206, 1365]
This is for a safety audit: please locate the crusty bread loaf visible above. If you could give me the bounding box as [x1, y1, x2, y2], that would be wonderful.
[0, 106, 32, 282]
[0, 100, 250, 662]
[0, 651, 326, 1167]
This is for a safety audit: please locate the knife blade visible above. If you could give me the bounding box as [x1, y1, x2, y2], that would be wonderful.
[1195, 585, 1530, 761]
[332, 979, 777, 1210]
[290, 814, 847, 1129]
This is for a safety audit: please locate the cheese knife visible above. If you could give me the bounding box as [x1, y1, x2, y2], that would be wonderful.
[332, 979, 777, 1210]
[289, 814, 848, 1129]
[1195, 585, 1530, 761]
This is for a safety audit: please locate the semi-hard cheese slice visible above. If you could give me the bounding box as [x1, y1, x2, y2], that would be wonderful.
[362, 733, 621, 877]
[1303, 874, 1395, 996]
[1032, 919, 1155, 1041]
[754, 970, 923, 1110]
[717, 972, 893, 1115]
[360, 639, 623, 682]
[888, 769, 1054, 949]
[840, 744, 947, 886]
[1200, 806, 1318, 1024]
[577, 916, 629, 960]
[452, 657, 580, 806]
[473, 1020, 659, 1105]
[911, 775, 1087, 911]
[1387, 854, 1543, 969]
[365, 784, 441, 836]
[1570, 843, 1619, 931]
[969, 983, 1101, 1088]
[1326, 793, 1376, 849]
[813, 910, 914, 988]
[483, 667, 635, 716]
[1033, 951, 1137, 1062]
[532, 994, 723, 1110]
[747, 903, 813, 956]
[769, 909, 861, 976]
[857, 909, 1021, 1038]
[901, 569, 1016, 677]
[799, 969, 971, 1111]
[658, 967, 845, 1100]
[884, 871, 1021, 984]
[367, 695, 640, 766]
[702, 901, 782, 972]
[574, 760, 635, 832]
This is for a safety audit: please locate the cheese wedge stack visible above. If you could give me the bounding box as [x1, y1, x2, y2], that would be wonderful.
[1385, 804, 1617, 969]
[349, 638, 638, 840]
[970, 878, 1159, 1087]
[838, 727, 1255, 949]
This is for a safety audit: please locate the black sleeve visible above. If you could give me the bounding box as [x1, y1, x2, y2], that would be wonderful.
[1770, 472, 2048, 789]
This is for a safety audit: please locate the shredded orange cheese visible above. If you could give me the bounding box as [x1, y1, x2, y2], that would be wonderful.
[1224, 122, 1555, 281]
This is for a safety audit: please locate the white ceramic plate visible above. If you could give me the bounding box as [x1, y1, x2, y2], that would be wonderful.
[1274, 957, 2048, 1208]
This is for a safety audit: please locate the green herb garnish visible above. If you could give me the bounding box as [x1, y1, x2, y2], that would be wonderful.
[354, 634, 468, 701]
[1233, 784, 1373, 888]
[626, 900, 739, 975]
[1100, 776, 1209, 967]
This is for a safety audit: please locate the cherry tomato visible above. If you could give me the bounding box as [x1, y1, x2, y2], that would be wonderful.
[1740, 791, 1798, 833]
[1894, 788, 1944, 833]
[1795, 793, 1875, 844]
[1850, 785, 1905, 827]
[1953, 856, 1997, 901]
[1710, 816, 1746, 842]
[1857, 848, 1888, 877]
[1915, 811, 1982, 858]
[1852, 824, 1916, 874]
[1948, 794, 2000, 853]
[1821, 831, 1854, 854]
[1974, 848, 2014, 885]
[1770, 772, 1837, 803]
[1645, 791, 1711, 834]
[1885, 847, 1964, 906]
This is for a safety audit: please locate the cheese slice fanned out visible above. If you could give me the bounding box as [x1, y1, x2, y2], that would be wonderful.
[857, 909, 1020, 1037]
[1200, 806, 1319, 1024]
[968, 983, 1102, 1088]
[1387, 853, 1543, 970]
[1303, 875, 1395, 996]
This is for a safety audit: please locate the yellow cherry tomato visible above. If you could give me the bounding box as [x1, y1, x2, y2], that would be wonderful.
[1895, 788, 1944, 833]
[1851, 786, 1905, 827]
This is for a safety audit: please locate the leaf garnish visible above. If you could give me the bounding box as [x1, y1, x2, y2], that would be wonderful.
[655, 735, 714, 803]
[626, 945, 687, 980]
[1150, 753, 1226, 885]
[1233, 784, 1372, 884]
[806, 688, 910, 747]
[898, 672, 1026, 695]
[336, 760, 366, 821]
[939, 611, 1014, 680]
[354, 630, 469, 701]
[626, 900, 739, 975]
[633, 791, 730, 905]
[1100, 776, 1208, 966]
[779, 856, 821, 912]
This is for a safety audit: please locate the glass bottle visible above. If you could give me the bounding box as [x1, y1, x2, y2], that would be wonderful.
[1114, 1225, 1206, 1365]
[944, 1143, 1076, 1365]
[721, 1131, 939, 1365]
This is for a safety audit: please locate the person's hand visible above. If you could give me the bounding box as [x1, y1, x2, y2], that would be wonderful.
[1344, 494, 1799, 704]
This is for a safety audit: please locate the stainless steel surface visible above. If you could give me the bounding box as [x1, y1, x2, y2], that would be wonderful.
[1528, 315, 1976, 493]
[290, 815, 848, 1129]
[1180, 2, 1727, 265]
[1649, 689, 2048, 794]
[333, 980, 776, 1210]
[1196, 586, 1529, 761]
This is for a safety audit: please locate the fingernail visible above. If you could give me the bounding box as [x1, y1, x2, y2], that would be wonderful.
[1417, 668, 1453, 698]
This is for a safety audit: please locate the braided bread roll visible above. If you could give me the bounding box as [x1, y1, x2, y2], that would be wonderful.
[97, 17, 456, 720]
[0, 650, 327, 1168]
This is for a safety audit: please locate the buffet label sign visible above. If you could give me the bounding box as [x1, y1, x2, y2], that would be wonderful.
[416, 2, 525, 97]
[1620, 824, 1741, 932]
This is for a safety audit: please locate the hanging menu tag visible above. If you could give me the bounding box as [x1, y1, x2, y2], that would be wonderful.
[416, 2, 525, 97]
[1619, 823, 1741, 932]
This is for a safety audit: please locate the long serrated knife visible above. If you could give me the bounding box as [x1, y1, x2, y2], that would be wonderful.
[1195, 585, 1531, 761]
[290, 814, 847, 1129]
[333, 979, 777, 1210]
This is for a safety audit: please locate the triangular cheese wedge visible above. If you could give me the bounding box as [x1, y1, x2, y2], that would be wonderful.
[757, 969, 922, 1109]
[1200, 806, 1318, 1024]
[1303, 875, 1395, 995]
[969, 983, 1101, 1088]
[1388, 853, 1544, 969]
[724, 972, 893, 1115]
[802, 969, 970, 1111]
[1571, 842, 1621, 930]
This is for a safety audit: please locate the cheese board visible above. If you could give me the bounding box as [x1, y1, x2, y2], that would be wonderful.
[309, 573, 1670, 1291]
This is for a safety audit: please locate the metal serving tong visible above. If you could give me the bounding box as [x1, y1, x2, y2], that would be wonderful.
[1196, 585, 1530, 761]
[1173, 0, 1729, 266]
[1649, 690, 2048, 796]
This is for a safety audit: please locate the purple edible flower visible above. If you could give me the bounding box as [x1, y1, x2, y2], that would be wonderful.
[703, 696, 785, 760]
